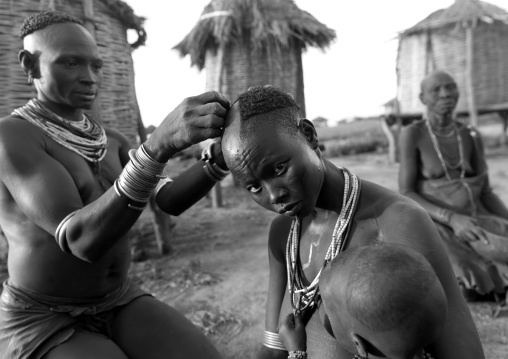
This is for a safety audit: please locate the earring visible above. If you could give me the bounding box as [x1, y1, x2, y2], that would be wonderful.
[27, 74, 33, 85]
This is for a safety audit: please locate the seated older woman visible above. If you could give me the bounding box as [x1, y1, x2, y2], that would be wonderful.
[398, 70, 508, 303]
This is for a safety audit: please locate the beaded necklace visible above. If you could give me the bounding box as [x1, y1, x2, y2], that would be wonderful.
[13, 99, 109, 187]
[426, 119, 477, 215]
[426, 119, 465, 180]
[286, 167, 360, 314]
[13, 99, 108, 163]
[430, 121, 455, 138]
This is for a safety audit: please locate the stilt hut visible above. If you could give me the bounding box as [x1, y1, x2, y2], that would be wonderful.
[173, 0, 336, 117]
[396, 0, 508, 127]
[0, 1, 170, 260]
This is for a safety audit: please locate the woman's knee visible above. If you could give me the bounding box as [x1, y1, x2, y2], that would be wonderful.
[111, 296, 222, 359]
[43, 330, 127, 359]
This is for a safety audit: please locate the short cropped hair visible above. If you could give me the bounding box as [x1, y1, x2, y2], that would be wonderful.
[345, 245, 436, 333]
[20, 10, 84, 40]
[235, 86, 302, 139]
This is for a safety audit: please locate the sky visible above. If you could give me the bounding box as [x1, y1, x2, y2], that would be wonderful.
[123, 0, 508, 127]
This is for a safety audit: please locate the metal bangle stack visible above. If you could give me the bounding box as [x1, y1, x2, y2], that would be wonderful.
[263, 331, 286, 351]
[114, 144, 166, 211]
[201, 142, 230, 182]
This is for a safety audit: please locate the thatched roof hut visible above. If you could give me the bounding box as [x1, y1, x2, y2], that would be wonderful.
[0, 0, 147, 145]
[396, 0, 508, 125]
[173, 0, 336, 116]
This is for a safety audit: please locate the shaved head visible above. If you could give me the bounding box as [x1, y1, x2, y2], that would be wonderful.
[320, 244, 447, 358]
[419, 70, 459, 118]
[420, 70, 456, 94]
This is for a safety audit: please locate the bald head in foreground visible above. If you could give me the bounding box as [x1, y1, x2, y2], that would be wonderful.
[319, 244, 447, 359]
[222, 86, 484, 359]
[279, 244, 448, 359]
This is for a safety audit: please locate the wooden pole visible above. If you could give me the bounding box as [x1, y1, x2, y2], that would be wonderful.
[81, 0, 103, 123]
[499, 111, 508, 148]
[465, 26, 478, 127]
[210, 45, 225, 208]
[381, 116, 397, 163]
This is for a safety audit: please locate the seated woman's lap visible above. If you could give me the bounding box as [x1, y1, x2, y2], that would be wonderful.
[110, 295, 223, 359]
[42, 331, 128, 359]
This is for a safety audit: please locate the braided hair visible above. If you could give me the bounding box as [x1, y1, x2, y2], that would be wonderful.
[235, 86, 302, 140]
[20, 10, 83, 40]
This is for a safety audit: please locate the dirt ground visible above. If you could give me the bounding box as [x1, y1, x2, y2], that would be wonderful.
[129, 150, 508, 359]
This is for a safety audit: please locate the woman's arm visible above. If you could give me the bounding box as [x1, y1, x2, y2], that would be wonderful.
[155, 141, 228, 216]
[257, 215, 292, 359]
[480, 186, 508, 220]
[0, 92, 229, 263]
[469, 131, 508, 220]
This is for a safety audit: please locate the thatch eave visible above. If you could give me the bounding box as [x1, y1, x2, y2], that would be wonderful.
[173, 0, 336, 70]
[93, 0, 148, 48]
[40, 0, 147, 48]
[400, 0, 508, 37]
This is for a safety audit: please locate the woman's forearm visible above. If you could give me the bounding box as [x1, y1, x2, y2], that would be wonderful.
[481, 190, 508, 220]
[402, 190, 454, 225]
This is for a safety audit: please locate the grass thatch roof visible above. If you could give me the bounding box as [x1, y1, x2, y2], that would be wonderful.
[173, 0, 336, 70]
[41, 0, 146, 48]
[401, 0, 508, 36]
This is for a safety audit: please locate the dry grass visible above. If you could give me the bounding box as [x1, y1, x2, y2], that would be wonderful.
[316, 117, 507, 157]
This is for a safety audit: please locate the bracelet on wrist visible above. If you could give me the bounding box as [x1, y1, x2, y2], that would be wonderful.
[436, 208, 452, 224]
[263, 330, 286, 351]
[201, 142, 230, 182]
[288, 350, 307, 359]
[154, 177, 173, 200]
[114, 144, 166, 211]
[54, 210, 78, 253]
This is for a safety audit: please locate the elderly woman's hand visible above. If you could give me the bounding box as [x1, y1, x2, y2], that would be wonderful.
[449, 213, 489, 245]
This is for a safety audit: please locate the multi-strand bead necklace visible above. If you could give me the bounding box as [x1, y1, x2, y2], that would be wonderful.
[426, 119, 477, 215]
[13, 99, 109, 187]
[286, 167, 360, 314]
[426, 119, 465, 180]
[13, 99, 108, 163]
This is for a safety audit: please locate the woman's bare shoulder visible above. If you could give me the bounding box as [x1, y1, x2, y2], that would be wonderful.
[0, 114, 46, 149]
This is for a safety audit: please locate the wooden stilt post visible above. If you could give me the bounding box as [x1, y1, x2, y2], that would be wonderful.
[381, 116, 397, 163]
[210, 45, 225, 208]
[81, 0, 103, 123]
[465, 26, 478, 127]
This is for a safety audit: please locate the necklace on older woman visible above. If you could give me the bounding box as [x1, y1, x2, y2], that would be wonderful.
[286, 167, 361, 315]
[426, 119, 465, 180]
